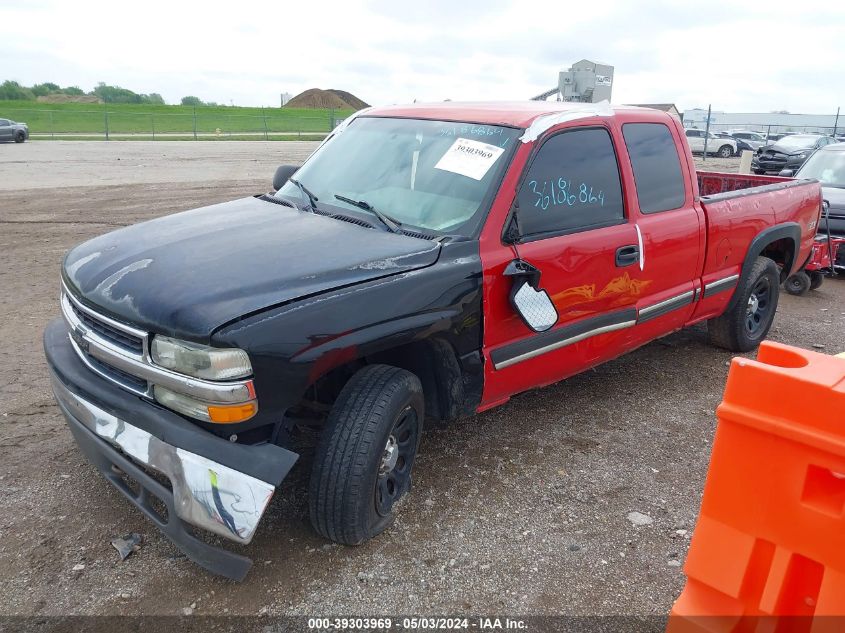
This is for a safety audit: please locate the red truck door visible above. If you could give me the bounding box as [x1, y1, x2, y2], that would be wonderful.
[479, 122, 649, 407]
[615, 118, 705, 347]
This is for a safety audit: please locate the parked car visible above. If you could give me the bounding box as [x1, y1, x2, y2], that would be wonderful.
[45, 102, 821, 579]
[0, 117, 28, 143]
[716, 132, 754, 153]
[726, 130, 768, 150]
[685, 128, 736, 157]
[752, 134, 838, 174]
[784, 142, 845, 236]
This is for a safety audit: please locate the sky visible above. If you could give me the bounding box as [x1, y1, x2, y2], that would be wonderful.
[0, 0, 843, 114]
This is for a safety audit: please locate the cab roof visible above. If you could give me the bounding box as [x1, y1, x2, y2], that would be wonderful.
[362, 101, 664, 129]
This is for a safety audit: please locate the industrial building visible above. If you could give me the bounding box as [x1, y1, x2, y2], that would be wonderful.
[532, 59, 614, 103]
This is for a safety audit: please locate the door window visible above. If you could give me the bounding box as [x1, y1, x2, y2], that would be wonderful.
[622, 123, 686, 214]
[516, 127, 625, 239]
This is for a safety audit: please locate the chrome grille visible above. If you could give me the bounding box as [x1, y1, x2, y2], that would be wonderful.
[87, 355, 149, 392]
[60, 282, 255, 405]
[67, 300, 144, 354]
[61, 285, 152, 397]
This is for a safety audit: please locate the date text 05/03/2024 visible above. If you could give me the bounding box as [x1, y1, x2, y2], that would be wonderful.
[306, 616, 528, 630]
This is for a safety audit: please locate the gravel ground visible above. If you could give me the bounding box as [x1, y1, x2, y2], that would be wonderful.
[0, 143, 842, 618]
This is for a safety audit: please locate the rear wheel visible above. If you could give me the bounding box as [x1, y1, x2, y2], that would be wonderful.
[708, 257, 780, 352]
[718, 145, 733, 158]
[809, 271, 824, 291]
[309, 364, 423, 545]
[784, 271, 811, 296]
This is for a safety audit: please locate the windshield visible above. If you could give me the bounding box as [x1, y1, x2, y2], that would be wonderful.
[275, 117, 520, 236]
[797, 149, 845, 187]
[775, 136, 818, 150]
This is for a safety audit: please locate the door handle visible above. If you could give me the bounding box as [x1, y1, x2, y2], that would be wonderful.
[615, 245, 639, 267]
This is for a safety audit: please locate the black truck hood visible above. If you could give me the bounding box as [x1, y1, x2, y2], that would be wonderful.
[63, 196, 441, 340]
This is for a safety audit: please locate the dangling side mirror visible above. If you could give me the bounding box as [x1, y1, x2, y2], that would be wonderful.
[504, 259, 558, 333]
[778, 168, 794, 177]
[273, 165, 299, 191]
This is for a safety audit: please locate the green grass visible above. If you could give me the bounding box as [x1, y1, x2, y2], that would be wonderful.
[0, 101, 355, 138]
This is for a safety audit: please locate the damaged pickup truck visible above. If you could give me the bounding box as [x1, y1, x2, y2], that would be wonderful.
[45, 102, 822, 579]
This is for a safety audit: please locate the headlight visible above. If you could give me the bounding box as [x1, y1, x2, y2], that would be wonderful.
[794, 153, 807, 160]
[154, 385, 257, 423]
[151, 335, 252, 381]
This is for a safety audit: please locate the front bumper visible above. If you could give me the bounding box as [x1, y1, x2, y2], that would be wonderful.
[44, 318, 298, 580]
[752, 156, 804, 173]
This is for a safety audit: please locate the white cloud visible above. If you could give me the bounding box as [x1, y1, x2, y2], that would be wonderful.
[0, 0, 843, 113]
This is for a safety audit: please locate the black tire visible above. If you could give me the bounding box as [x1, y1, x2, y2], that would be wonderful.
[752, 169, 764, 175]
[708, 257, 780, 352]
[309, 364, 423, 545]
[784, 271, 811, 296]
[718, 145, 733, 158]
[14, 131, 25, 143]
[809, 271, 824, 291]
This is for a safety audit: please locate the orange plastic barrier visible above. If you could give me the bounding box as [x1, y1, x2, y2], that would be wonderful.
[669, 341, 845, 633]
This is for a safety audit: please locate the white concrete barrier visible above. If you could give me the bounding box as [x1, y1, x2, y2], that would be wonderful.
[738, 150, 753, 174]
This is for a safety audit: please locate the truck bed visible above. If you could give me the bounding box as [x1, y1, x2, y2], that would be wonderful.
[695, 171, 822, 294]
[697, 171, 789, 196]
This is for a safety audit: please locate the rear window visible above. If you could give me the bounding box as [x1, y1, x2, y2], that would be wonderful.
[622, 123, 686, 214]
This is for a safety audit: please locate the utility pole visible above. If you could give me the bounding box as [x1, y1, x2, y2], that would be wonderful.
[104, 100, 109, 141]
[702, 104, 711, 161]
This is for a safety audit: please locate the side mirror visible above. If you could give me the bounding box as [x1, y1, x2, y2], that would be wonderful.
[778, 169, 794, 177]
[504, 259, 558, 332]
[273, 165, 298, 191]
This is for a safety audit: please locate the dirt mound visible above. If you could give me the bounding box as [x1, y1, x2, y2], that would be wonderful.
[286, 88, 369, 110]
[326, 89, 369, 110]
[36, 94, 102, 104]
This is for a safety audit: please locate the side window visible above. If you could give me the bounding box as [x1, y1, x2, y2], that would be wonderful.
[622, 123, 686, 214]
[516, 127, 625, 238]
[0, 120, 9, 127]
[685, 129, 701, 138]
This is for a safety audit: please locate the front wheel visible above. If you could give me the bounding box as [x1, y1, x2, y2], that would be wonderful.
[14, 131, 25, 143]
[309, 364, 423, 545]
[708, 257, 780, 352]
[718, 145, 734, 158]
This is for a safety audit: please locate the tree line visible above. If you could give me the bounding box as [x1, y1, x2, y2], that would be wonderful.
[0, 80, 217, 106]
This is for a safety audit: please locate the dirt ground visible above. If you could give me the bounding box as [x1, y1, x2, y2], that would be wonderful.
[0, 142, 842, 618]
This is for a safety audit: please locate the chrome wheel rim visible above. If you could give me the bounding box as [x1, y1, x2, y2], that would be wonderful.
[375, 406, 419, 517]
[745, 277, 773, 336]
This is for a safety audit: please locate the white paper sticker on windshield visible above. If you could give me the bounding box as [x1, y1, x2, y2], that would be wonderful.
[434, 138, 505, 180]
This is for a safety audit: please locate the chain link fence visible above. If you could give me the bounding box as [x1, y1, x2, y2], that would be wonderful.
[2, 107, 349, 140]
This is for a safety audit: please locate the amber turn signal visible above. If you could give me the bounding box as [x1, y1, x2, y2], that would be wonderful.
[207, 402, 258, 424]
